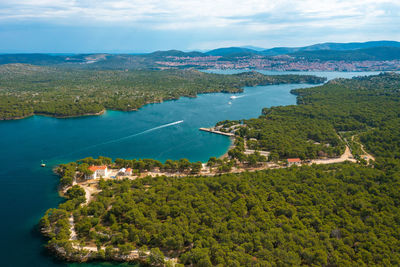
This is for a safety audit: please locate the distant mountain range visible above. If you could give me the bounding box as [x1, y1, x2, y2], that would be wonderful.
[205, 47, 259, 57]
[1, 41, 400, 68]
[206, 41, 400, 56]
[148, 50, 205, 58]
[0, 53, 92, 65]
[0, 53, 70, 65]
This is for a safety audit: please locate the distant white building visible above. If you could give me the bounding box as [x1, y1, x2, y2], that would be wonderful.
[118, 167, 132, 176]
[287, 158, 301, 167]
[125, 168, 132, 175]
[87, 165, 109, 179]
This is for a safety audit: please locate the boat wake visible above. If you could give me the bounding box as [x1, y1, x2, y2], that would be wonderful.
[86, 120, 184, 148]
[230, 95, 245, 99]
[51, 120, 184, 160]
[107, 120, 184, 144]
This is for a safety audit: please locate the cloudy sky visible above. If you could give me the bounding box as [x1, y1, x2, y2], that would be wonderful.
[0, 0, 399, 53]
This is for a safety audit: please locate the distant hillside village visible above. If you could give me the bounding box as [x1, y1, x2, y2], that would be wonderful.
[1, 41, 400, 71]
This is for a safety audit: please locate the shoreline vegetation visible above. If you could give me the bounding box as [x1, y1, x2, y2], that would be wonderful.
[41, 146, 360, 266]
[0, 64, 325, 121]
[0, 109, 107, 121]
[40, 73, 400, 266]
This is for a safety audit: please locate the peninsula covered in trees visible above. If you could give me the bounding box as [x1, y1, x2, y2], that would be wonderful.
[40, 73, 400, 266]
[0, 64, 324, 120]
[217, 72, 400, 161]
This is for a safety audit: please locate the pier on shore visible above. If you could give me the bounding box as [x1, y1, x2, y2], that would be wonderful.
[199, 127, 235, 137]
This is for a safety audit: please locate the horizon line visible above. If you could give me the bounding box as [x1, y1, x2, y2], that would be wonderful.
[0, 39, 399, 55]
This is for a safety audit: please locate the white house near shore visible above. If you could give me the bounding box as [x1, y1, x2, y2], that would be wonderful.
[86, 165, 109, 179]
[118, 167, 132, 176]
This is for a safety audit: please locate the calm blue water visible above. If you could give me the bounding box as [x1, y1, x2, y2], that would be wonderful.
[0, 71, 380, 266]
[203, 69, 383, 80]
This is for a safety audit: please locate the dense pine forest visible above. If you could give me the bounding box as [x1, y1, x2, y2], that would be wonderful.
[42, 164, 400, 266]
[218, 72, 400, 160]
[0, 64, 324, 120]
[40, 73, 400, 266]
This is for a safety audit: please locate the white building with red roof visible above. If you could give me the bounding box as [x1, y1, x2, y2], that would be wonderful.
[287, 158, 301, 167]
[86, 165, 109, 179]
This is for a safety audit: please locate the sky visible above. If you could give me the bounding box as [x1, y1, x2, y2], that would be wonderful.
[0, 0, 399, 53]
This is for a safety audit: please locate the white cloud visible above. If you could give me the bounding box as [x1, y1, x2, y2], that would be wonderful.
[0, 0, 398, 29]
[0, 0, 399, 51]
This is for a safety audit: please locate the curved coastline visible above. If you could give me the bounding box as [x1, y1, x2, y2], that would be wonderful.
[0, 73, 326, 121]
[4, 70, 382, 266]
[0, 109, 107, 121]
[40, 72, 396, 266]
[0, 93, 229, 121]
[38, 80, 323, 264]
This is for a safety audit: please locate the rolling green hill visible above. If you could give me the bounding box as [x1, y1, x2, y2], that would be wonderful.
[289, 46, 400, 61]
[218, 72, 400, 161]
[261, 40, 400, 56]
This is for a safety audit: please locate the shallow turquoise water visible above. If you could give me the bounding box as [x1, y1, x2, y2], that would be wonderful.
[0, 71, 380, 266]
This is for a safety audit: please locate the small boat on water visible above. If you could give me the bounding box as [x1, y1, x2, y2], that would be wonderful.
[228, 101, 232, 105]
[230, 96, 237, 99]
[41, 160, 46, 167]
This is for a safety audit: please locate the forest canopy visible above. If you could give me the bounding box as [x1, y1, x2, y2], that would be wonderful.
[40, 73, 400, 266]
[0, 64, 324, 120]
[42, 163, 400, 266]
[217, 72, 400, 160]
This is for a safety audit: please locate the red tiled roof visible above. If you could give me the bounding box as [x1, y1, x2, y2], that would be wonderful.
[287, 158, 301, 162]
[125, 168, 132, 172]
[88, 165, 107, 172]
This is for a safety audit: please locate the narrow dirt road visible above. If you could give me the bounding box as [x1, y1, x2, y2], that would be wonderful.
[351, 135, 375, 162]
[311, 145, 356, 164]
